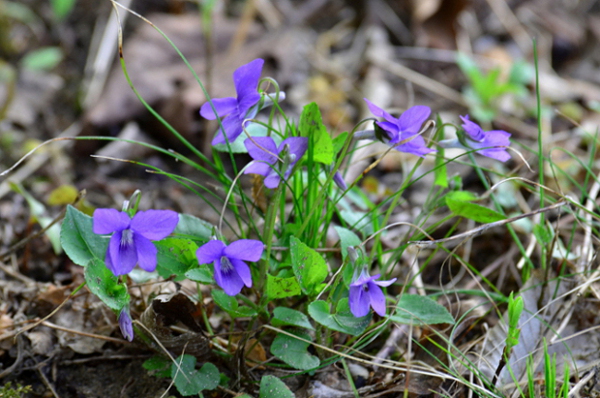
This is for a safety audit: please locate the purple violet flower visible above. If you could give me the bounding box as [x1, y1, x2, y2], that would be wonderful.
[196, 239, 264, 296]
[243, 136, 308, 189]
[118, 308, 134, 342]
[333, 169, 348, 191]
[349, 269, 396, 318]
[93, 209, 179, 276]
[200, 59, 264, 146]
[460, 115, 511, 162]
[364, 98, 435, 157]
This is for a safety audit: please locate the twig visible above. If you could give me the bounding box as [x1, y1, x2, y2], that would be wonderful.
[36, 365, 61, 398]
[0, 125, 80, 198]
[41, 321, 127, 344]
[0, 335, 24, 378]
[409, 200, 567, 247]
[2, 283, 85, 343]
[372, 324, 407, 365]
[0, 190, 85, 261]
[0, 258, 36, 285]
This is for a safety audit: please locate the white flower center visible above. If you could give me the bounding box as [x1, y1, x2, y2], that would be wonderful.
[121, 229, 133, 248]
[220, 256, 233, 272]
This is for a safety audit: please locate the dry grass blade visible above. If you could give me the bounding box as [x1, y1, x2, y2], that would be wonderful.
[410, 200, 568, 247]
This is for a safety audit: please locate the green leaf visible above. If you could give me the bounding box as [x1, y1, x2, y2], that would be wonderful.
[332, 132, 349, 154]
[533, 223, 553, 245]
[389, 294, 454, 325]
[84, 258, 129, 311]
[143, 356, 170, 371]
[184, 264, 213, 284]
[259, 375, 295, 398]
[299, 102, 333, 164]
[143, 356, 171, 378]
[212, 290, 239, 311]
[332, 299, 373, 335]
[446, 191, 506, 223]
[446, 190, 477, 202]
[456, 53, 483, 88]
[173, 213, 213, 241]
[211, 290, 257, 318]
[271, 331, 320, 370]
[61, 205, 108, 266]
[50, 0, 76, 20]
[155, 238, 199, 279]
[307, 301, 337, 330]
[308, 299, 371, 336]
[290, 236, 328, 295]
[333, 226, 361, 260]
[171, 355, 219, 396]
[434, 147, 448, 188]
[2, 2, 38, 24]
[272, 307, 314, 330]
[21, 47, 63, 71]
[266, 275, 301, 299]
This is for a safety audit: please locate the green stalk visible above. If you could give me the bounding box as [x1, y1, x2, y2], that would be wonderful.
[533, 40, 547, 270]
[259, 184, 283, 290]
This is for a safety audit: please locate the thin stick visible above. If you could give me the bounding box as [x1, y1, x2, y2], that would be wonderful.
[41, 321, 126, 344]
[409, 200, 567, 247]
[36, 365, 61, 398]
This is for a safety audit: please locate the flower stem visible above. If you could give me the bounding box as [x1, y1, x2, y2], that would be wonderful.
[258, 184, 283, 290]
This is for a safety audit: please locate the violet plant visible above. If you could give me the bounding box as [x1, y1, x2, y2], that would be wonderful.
[59, 54, 517, 396]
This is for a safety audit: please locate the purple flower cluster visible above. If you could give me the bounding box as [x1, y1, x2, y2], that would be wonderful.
[87, 58, 515, 342]
[243, 136, 308, 189]
[200, 59, 264, 145]
[459, 115, 511, 162]
[93, 209, 179, 276]
[364, 99, 435, 157]
[196, 239, 264, 296]
[349, 269, 396, 318]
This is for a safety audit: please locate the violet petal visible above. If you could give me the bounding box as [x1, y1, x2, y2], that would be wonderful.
[211, 113, 244, 145]
[376, 121, 400, 143]
[230, 258, 253, 288]
[460, 115, 485, 141]
[214, 258, 244, 296]
[367, 281, 387, 316]
[224, 239, 264, 262]
[349, 285, 370, 317]
[394, 135, 435, 157]
[396, 105, 431, 135]
[133, 234, 158, 272]
[374, 277, 396, 287]
[131, 210, 178, 240]
[200, 97, 237, 120]
[244, 161, 273, 177]
[364, 98, 397, 124]
[263, 171, 282, 189]
[93, 209, 130, 234]
[196, 240, 226, 264]
[279, 137, 308, 164]
[108, 231, 137, 275]
[477, 148, 511, 162]
[234, 59, 264, 105]
[245, 136, 278, 163]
